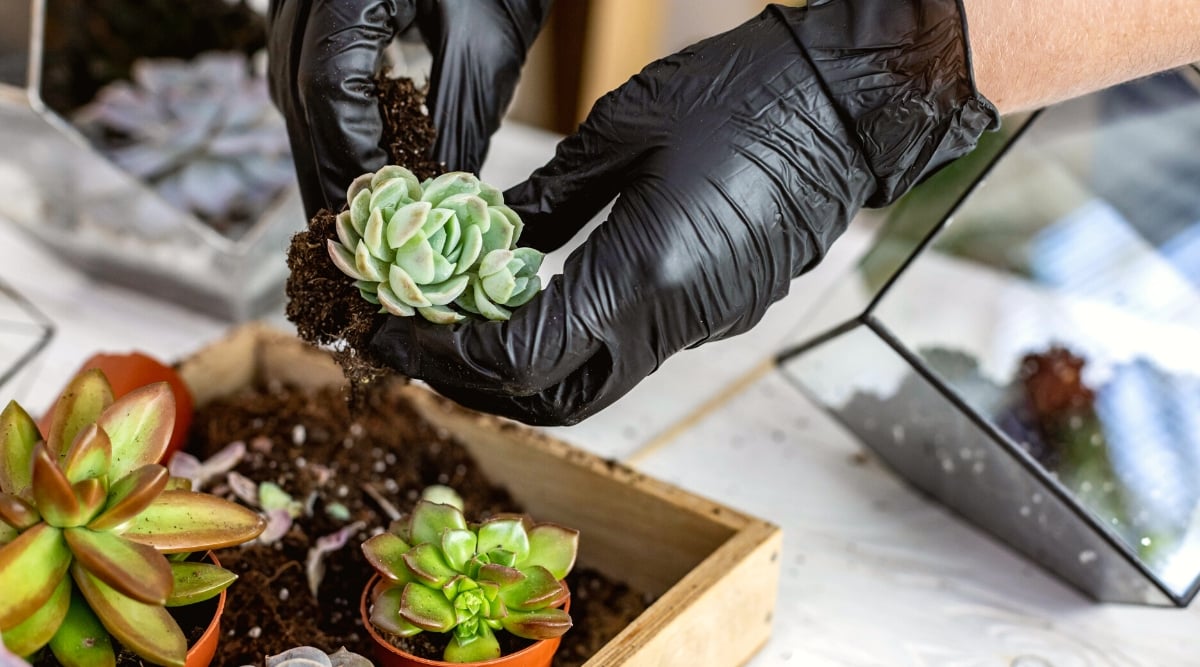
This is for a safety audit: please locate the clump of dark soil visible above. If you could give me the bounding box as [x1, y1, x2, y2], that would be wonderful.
[375, 75, 444, 181]
[285, 75, 444, 387]
[189, 376, 649, 666]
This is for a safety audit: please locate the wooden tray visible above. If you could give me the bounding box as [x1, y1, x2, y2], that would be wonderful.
[177, 324, 781, 666]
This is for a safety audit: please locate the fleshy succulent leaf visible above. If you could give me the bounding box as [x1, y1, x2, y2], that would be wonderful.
[389, 264, 432, 308]
[441, 574, 476, 602]
[369, 178, 409, 215]
[444, 623, 502, 663]
[330, 168, 543, 323]
[480, 210, 515, 252]
[401, 543, 458, 587]
[476, 563, 524, 588]
[477, 249, 513, 278]
[419, 485, 464, 511]
[0, 524, 70, 631]
[476, 517, 529, 564]
[481, 269, 517, 304]
[506, 276, 542, 308]
[500, 607, 572, 640]
[441, 528, 478, 573]
[522, 523, 579, 580]
[165, 561, 236, 607]
[394, 234, 436, 285]
[88, 464, 168, 532]
[364, 209, 391, 262]
[335, 211, 360, 250]
[399, 581, 457, 633]
[0, 522, 16, 546]
[64, 529, 172, 605]
[499, 566, 568, 611]
[377, 284, 417, 317]
[119, 490, 266, 552]
[71, 563, 186, 667]
[349, 189, 371, 235]
[32, 444, 81, 527]
[421, 172, 480, 206]
[46, 370, 114, 463]
[511, 247, 543, 277]
[418, 305, 467, 324]
[370, 584, 424, 638]
[47, 591, 115, 667]
[482, 548, 517, 568]
[72, 479, 106, 525]
[0, 401, 40, 495]
[361, 532, 413, 582]
[409, 501, 468, 545]
[62, 425, 113, 485]
[454, 225, 484, 276]
[472, 279, 511, 321]
[0, 494, 40, 531]
[1, 575, 70, 657]
[386, 201, 431, 249]
[354, 241, 389, 282]
[422, 275, 470, 307]
[97, 382, 175, 482]
[328, 240, 366, 282]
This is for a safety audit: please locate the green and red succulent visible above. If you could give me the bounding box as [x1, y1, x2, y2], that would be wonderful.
[362, 500, 578, 663]
[0, 369, 266, 667]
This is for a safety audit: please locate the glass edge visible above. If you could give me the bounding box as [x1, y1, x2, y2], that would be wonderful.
[865, 316, 1187, 604]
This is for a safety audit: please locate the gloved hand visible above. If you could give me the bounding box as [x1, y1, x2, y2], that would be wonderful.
[370, 1, 1000, 426]
[267, 0, 552, 217]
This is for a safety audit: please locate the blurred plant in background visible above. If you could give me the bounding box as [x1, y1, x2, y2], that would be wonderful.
[74, 52, 293, 235]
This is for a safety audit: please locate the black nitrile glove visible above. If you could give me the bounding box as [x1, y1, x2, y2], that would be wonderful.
[370, 1, 1000, 426]
[267, 0, 552, 217]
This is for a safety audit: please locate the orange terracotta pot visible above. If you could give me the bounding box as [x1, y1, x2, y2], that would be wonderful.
[360, 575, 567, 667]
[39, 351, 195, 462]
[184, 551, 227, 667]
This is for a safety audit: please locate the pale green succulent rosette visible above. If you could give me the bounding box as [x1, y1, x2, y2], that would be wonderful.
[326, 167, 545, 324]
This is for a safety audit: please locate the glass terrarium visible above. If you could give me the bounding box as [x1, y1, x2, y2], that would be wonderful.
[779, 64, 1200, 606]
[0, 276, 54, 393]
[0, 0, 304, 321]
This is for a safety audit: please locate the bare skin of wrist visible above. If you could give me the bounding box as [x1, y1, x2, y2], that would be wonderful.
[964, 0, 1200, 114]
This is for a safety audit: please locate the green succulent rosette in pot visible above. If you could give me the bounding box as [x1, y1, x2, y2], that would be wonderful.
[361, 500, 578, 663]
[327, 167, 545, 324]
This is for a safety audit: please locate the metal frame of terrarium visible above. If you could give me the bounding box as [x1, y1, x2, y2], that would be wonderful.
[0, 275, 54, 392]
[776, 64, 1200, 607]
[0, 0, 304, 321]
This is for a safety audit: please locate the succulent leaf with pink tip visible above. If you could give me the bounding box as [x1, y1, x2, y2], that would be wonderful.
[0, 369, 266, 666]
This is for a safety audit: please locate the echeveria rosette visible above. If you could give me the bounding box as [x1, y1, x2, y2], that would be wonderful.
[362, 500, 578, 663]
[326, 167, 545, 324]
[0, 369, 266, 667]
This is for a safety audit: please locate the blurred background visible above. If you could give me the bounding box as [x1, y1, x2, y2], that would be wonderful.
[509, 0, 804, 134]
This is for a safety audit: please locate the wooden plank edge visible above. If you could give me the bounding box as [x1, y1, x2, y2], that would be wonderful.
[583, 521, 782, 666]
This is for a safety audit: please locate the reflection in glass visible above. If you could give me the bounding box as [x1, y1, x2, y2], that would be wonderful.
[780, 66, 1200, 604]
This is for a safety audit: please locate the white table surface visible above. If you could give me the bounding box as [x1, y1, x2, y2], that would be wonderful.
[2, 121, 1198, 666]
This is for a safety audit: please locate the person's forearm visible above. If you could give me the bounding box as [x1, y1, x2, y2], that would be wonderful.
[964, 0, 1200, 114]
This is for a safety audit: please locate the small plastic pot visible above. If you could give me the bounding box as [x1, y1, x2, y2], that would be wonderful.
[183, 551, 227, 667]
[360, 575, 567, 667]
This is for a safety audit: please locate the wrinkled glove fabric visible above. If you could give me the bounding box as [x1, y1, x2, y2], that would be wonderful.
[369, 0, 1000, 426]
[268, 0, 551, 217]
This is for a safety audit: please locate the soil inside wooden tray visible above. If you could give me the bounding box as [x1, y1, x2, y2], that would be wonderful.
[187, 375, 651, 666]
[286, 75, 445, 388]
